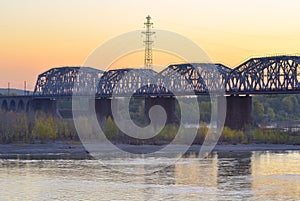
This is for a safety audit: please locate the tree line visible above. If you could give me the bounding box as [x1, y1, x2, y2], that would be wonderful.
[1, 94, 300, 145]
[0, 111, 78, 143]
[252, 94, 300, 123]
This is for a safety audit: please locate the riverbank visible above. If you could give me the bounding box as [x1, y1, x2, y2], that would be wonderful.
[0, 142, 90, 159]
[0, 142, 300, 159]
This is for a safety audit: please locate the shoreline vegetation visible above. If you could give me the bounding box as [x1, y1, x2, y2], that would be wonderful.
[0, 110, 300, 146]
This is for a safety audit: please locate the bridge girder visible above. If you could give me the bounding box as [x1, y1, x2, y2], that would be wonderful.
[158, 63, 229, 95]
[228, 56, 300, 94]
[33, 67, 103, 96]
[97, 68, 159, 97]
[32, 56, 300, 97]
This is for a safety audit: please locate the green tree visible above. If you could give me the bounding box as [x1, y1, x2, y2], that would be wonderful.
[15, 113, 30, 142]
[32, 113, 57, 142]
[222, 127, 235, 143]
[267, 107, 275, 121]
[253, 101, 264, 122]
[199, 101, 211, 122]
[56, 120, 71, 140]
[103, 116, 118, 141]
[282, 96, 293, 113]
[196, 122, 208, 143]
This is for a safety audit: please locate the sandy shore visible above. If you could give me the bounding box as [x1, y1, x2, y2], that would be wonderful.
[0, 142, 299, 159]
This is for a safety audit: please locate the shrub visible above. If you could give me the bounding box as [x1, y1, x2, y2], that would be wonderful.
[221, 127, 248, 144]
[102, 116, 119, 141]
[32, 113, 57, 142]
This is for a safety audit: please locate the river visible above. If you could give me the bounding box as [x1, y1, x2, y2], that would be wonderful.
[0, 151, 299, 200]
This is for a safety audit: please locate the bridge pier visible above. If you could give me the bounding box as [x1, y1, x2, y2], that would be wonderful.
[224, 95, 252, 130]
[0, 94, 253, 131]
[145, 96, 180, 125]
[94, 96, 252, 129]
[95, 97, 180, 125]
[31, 98, 57, 115]
[95, 98, 113, 121]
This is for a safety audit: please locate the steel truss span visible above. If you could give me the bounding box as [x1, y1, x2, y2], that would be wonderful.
[227, 56, 300, 94]
[34, 67, 103, 96]
[32, 56, 300, 96]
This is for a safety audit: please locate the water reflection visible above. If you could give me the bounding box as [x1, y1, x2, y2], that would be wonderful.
[251, 151, 300, 200]
[175, 153, 217, 186]
[217, 152, 252, 200]
[174, 153, 218, 200]
[0, 151, 299, 200]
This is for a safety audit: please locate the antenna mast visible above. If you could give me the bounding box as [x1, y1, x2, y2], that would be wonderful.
[142, 15, 155, 69]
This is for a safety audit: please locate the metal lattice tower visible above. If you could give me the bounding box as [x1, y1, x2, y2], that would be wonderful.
[142, 15, 155, 69]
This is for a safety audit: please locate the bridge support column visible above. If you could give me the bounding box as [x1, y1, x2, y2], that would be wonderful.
[30, 99, 57, 115]
[95, 97, 180, 125]
[95, 98, 112, 121]
[145, 97, 180, 125]
[224, 95, 252, 130]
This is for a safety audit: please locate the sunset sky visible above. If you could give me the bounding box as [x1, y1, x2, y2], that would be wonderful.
[1, 0, 300, 90]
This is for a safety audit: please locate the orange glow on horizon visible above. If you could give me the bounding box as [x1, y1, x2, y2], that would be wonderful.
[1, 0, 300, 90]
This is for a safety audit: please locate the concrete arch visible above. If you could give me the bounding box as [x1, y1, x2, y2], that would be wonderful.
[1, 100, 8, 111]
[9, 100, 16, 112]
[26, 101, 30, 112]
[0, 97, 33, 113]
[17, 100, 25, 112]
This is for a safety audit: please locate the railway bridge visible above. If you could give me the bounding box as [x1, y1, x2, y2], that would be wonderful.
[1, 55, 300, 129]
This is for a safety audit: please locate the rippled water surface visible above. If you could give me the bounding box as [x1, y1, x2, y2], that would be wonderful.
[0, 151, 299, 200]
